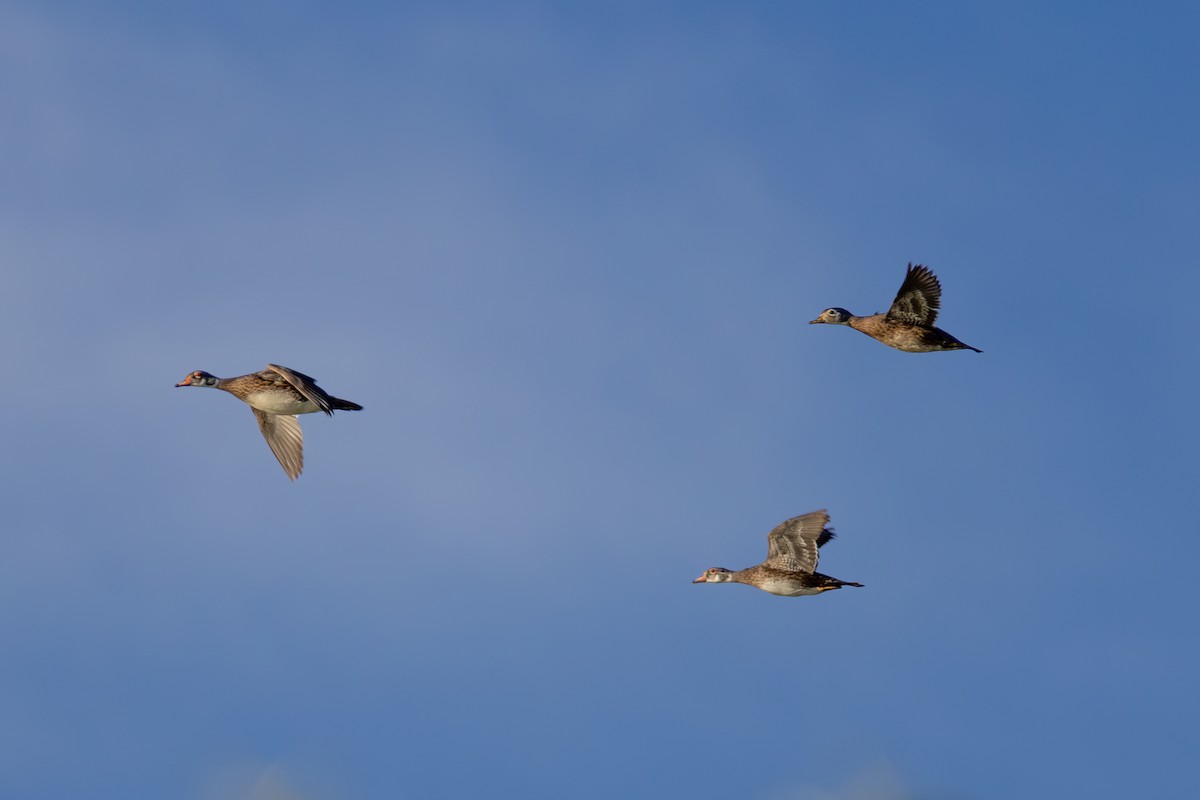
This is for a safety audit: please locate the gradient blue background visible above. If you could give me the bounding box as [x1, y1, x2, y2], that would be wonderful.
[2, 3, 1197, 798]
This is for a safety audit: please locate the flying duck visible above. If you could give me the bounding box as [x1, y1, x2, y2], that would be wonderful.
[693, 509, 863, 596]
[175, 364, 362, 480]
[810, 263, 981, 352]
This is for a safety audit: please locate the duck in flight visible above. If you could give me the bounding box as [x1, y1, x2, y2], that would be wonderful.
[809, 263, 981, 352]
[175, 363, 362, 480]
[693, 509, 863, 597]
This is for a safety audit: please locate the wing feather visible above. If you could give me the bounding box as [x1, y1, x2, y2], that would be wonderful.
[764, 509, 833, 574]
[886, 263, 942, 326]
[254, 410, 304, 480]
[265, 364, 334, 415]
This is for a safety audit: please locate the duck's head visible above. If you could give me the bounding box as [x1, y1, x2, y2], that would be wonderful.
[809, 307, 852, 325]
[693, 567, 734, 584]
[175, 370, 218, 388]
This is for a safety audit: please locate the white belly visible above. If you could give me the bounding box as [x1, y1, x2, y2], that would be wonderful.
[244, 391, 320, 415]
[758, 578, 823, 597]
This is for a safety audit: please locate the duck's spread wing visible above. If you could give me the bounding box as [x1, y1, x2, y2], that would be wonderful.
[265, 364, 333, 414]
[886, 263, 942, 326]
[764, 509, 833, 573]
[254, 409, 304, 480]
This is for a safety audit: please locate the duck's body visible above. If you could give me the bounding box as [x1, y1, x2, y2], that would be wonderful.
[810, 263, 981, 353]
[175, 364, 362, 480]
[720, 565, 860, 596]
[834, 312, 979, 353]
[693, 509, 863, 597]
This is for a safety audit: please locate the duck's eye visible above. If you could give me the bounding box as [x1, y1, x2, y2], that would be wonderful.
[709, 568, 717, 574]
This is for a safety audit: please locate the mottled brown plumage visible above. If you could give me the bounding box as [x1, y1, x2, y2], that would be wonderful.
[693, 510, 863, 597]
[175, 364, 362, 480]
[810, 263, 981, 353]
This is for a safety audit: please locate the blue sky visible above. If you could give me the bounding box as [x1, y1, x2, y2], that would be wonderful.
[2, 2, 1197, 798]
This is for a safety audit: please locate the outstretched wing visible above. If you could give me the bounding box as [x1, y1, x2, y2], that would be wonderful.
[265, 363, 334, 415]
[886, 263, 942, 326]
[254, 409, 305, 480]
[764, 509, 834, 574]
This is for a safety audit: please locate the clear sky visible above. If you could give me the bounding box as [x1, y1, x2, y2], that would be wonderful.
[2, 2, 1197, 798]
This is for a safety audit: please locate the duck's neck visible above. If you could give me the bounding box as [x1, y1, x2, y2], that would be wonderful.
[730, 567, 758, 585]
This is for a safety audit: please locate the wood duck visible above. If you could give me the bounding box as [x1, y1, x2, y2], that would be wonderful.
[693, 509, 863, 597]
[175, 364, 362, 480]
[809, 263, 981, 352]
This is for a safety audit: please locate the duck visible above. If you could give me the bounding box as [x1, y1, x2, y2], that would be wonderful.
[693, 509, 863, 597]
[809, 263, 982, 352]
[175, 364, 362, 480]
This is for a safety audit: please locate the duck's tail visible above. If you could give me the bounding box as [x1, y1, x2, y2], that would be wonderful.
[817, 574, 864, 590]
[331, 397, 364, 412]
[954, 338, 983, 353]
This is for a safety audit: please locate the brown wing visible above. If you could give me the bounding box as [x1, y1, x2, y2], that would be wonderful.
[254, 409, 305, 480]
[764, 509, 834, 574]
[886, 263, 942, 326]
[265, 364, 334, 415]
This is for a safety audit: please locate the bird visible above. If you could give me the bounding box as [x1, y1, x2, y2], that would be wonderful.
[174, 364, 362, 480]
[809, 263, 982, 352]
[693, 509, 863, 596]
